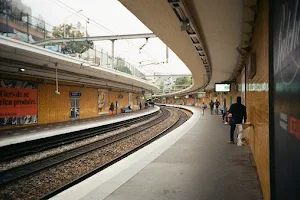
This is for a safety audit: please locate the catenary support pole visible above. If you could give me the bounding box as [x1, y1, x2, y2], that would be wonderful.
[111, 40, 115, 69]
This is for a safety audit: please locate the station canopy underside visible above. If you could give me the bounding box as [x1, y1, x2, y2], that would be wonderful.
[119, 0, 256, 96]
[0, 36, 159, 94]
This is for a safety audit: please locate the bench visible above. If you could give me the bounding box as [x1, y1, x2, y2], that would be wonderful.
[121, 107, 132, 113]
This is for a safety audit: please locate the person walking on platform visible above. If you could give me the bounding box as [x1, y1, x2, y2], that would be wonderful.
[201, 102, 207, 115]
[227, 96, 247, 144]
[215, 100, 220, 114]
[109, 102, 115, 115]
[209, 100, 214, 115]
[139, 102, 142, 110]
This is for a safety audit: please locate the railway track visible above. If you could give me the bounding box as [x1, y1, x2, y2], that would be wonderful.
[0, 110, 160, 162]
[0, 108, 169, 186]
[41, 107, 189, 200]
[165, 108, 191, 132]
[0, 106, 192, 200]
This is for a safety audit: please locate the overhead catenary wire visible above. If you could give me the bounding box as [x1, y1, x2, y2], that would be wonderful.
[48, 0, 115, 34]
[47, 0, 160, 64]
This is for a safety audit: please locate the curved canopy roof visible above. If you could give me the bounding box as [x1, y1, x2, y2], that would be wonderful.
[119, 0, 254, 96]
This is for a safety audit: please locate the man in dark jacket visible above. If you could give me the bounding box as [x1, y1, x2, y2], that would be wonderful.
[227, 96, 247, 144]
[215, 100, 220, 114]
[209, 100, 214, 115]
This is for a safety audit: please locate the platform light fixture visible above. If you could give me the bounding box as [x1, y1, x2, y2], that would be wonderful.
[181, 20, 190, 31]
[168, 0, 211, 87]
[18, 68, 25, 72]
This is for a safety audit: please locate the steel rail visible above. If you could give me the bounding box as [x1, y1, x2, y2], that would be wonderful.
[0, 110, 160, 162]
[40, 108, 187, 200]
[0, 108, 170, 186]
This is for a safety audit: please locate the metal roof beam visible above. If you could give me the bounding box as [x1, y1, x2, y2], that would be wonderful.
[144, 74, 192, 77]
[33, 33, 157, 46]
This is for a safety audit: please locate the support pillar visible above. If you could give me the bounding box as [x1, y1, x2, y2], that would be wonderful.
[111, 40, 115, 69]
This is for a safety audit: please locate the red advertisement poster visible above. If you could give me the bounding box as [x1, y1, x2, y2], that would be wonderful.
[0, 79, 38, 126]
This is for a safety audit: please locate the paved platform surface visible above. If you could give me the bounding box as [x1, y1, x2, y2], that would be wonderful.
[52, 105, 262, 200]
[0, 106, 159, 147]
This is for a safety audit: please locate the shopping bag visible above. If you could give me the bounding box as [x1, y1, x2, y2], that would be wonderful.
[237, 133, 243, 146]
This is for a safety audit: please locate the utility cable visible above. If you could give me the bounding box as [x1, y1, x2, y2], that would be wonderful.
[48, 0, 159, 63]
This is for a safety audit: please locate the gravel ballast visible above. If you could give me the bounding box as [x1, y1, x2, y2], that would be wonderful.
[0, 111, 162, 172]
[0, 108, 190, 200]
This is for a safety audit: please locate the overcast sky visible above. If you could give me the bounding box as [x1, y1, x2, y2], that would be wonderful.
[21, 0, 191, 75]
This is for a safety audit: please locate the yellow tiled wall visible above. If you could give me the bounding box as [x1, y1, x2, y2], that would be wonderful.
[212, 1, 269, 199]
[226, 82, 241, 108]
[132, 93, 141, 111]
[245, 1, 270, 199]
[167, 97, 175, 104]
[108, 91, 130, 114]
[38, 84, 98, 124]
[0, 74, 145, 127]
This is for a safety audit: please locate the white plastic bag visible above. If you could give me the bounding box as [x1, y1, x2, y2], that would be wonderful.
[237, 133, 243, 146]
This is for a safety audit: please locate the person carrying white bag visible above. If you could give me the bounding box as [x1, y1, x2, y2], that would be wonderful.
[227, 96, 247, 144]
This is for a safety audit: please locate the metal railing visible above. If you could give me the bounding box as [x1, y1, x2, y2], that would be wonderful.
[0, 11, 195, 92]
[0, 11, 52, 42]
[155, 84, 191, 95]
[0, 11, 146, 80]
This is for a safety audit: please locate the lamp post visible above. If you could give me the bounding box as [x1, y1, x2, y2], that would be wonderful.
[63, 9, 83, 38]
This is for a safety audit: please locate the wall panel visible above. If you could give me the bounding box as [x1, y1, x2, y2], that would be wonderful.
[38, 84, 98, 124]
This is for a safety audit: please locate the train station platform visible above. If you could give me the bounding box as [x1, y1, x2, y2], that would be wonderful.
[52, 105, 262, 200]
[0, 106, 160, 147]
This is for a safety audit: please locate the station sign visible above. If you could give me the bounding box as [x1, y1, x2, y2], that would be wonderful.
[70, 92, 82, 97]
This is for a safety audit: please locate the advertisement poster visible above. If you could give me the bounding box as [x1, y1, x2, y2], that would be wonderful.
[187, 97, 195, 105]
[98, 89, 109, 115]
[166, 97, 174, 104]
[0, 79, 38, 127]
[272, 0, 300, 198]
